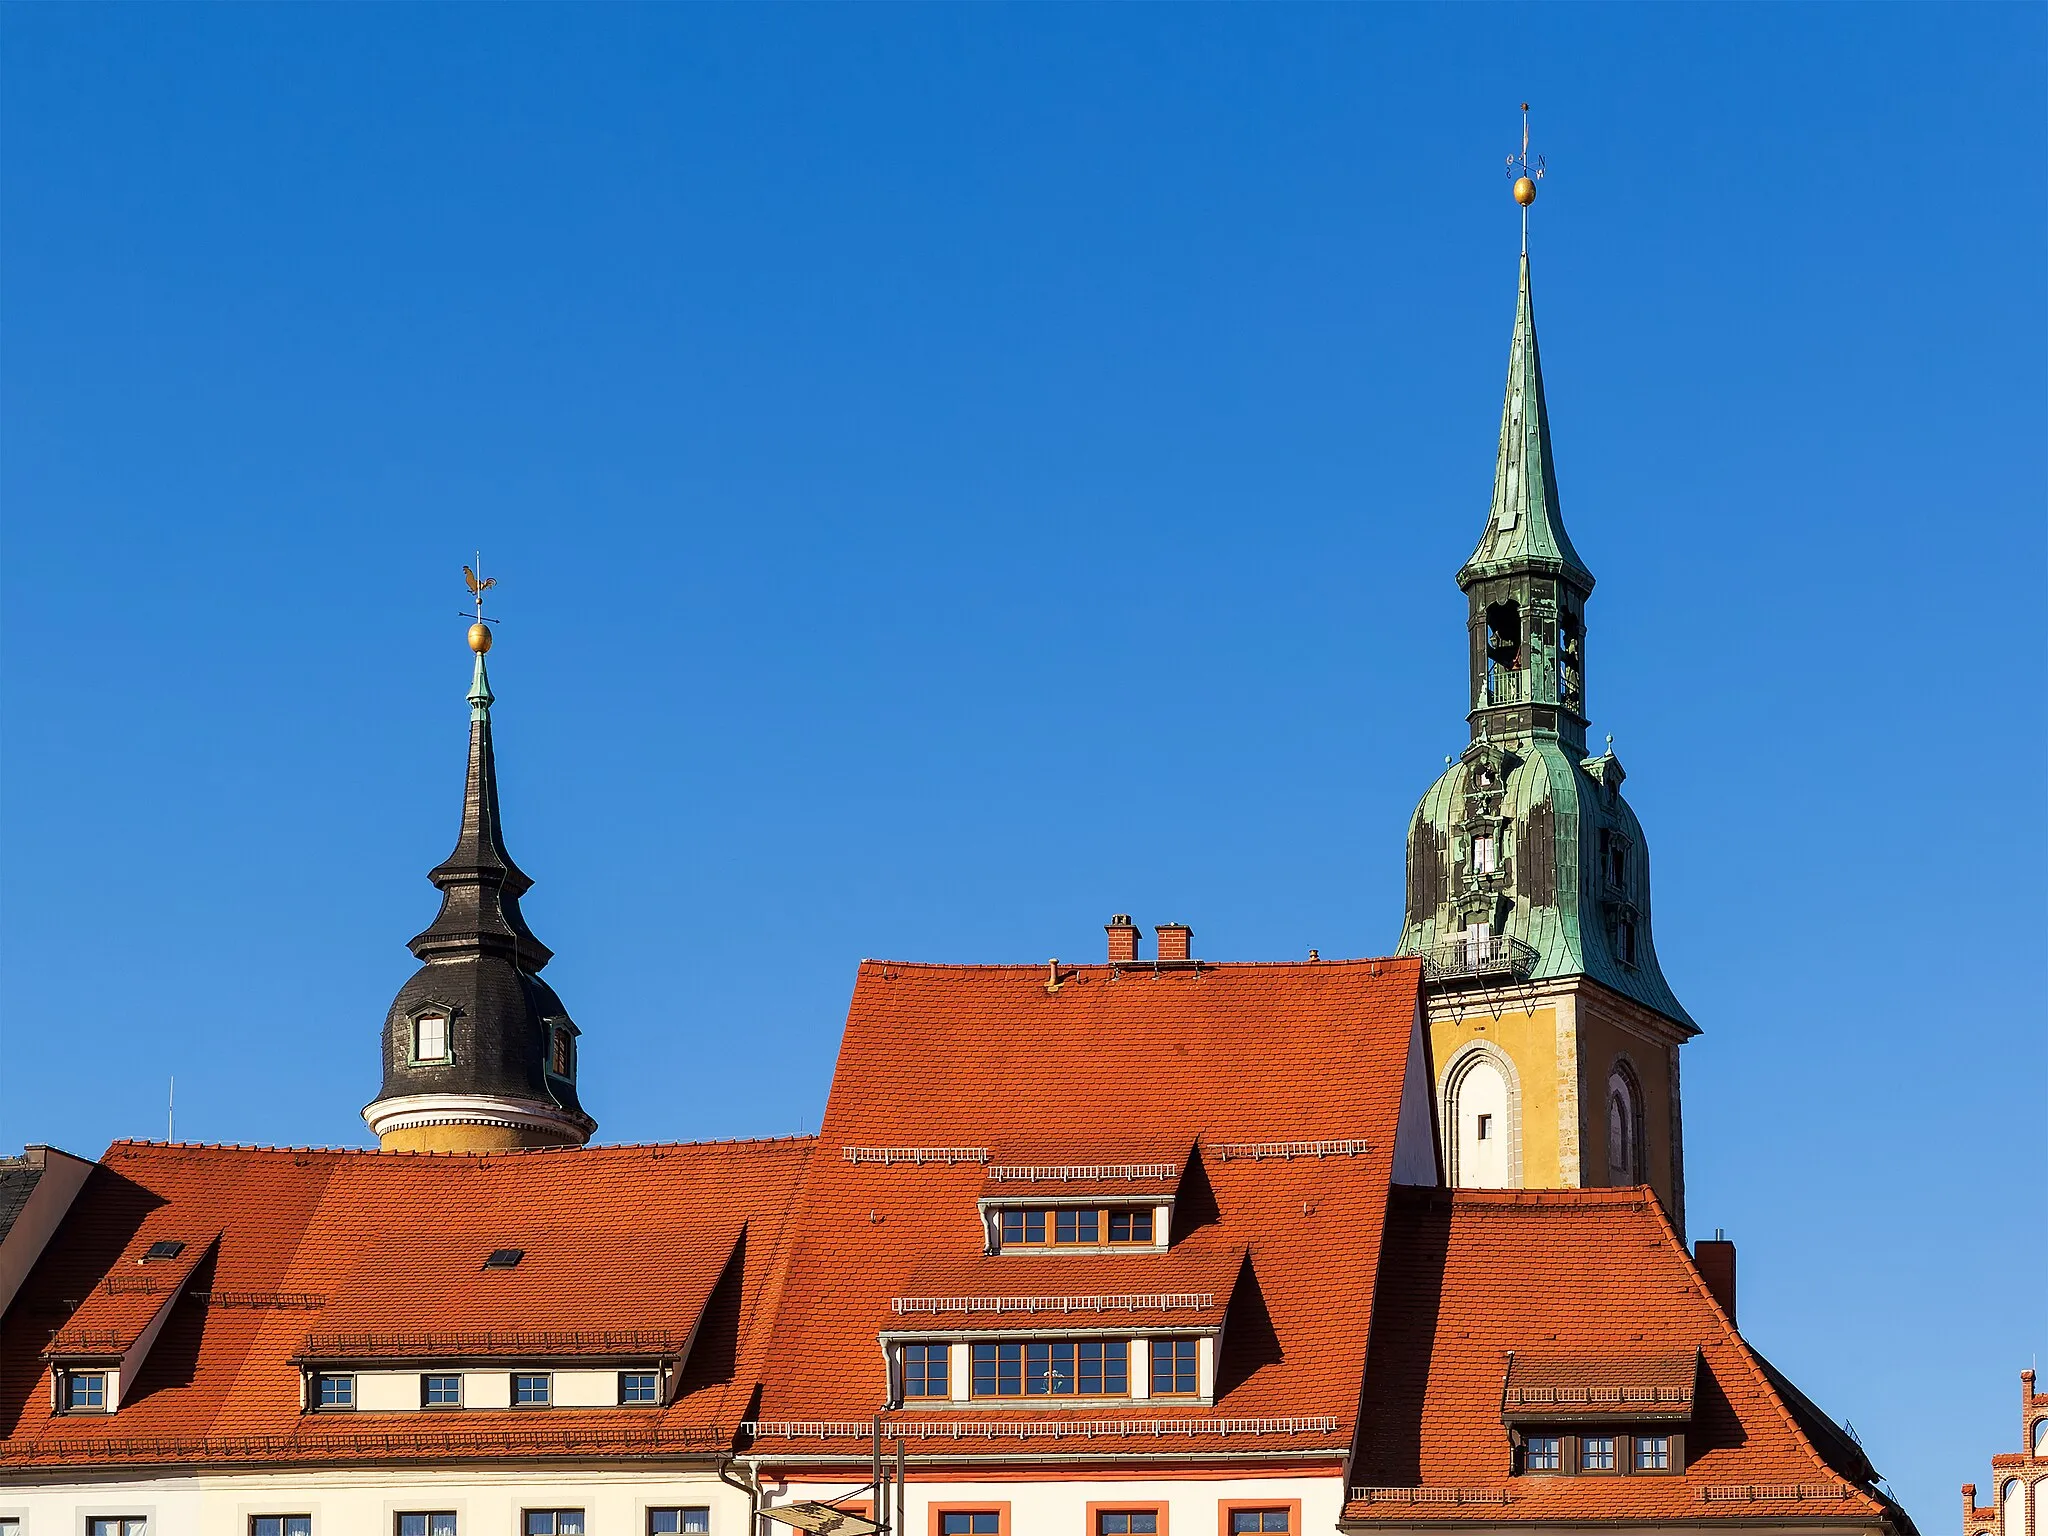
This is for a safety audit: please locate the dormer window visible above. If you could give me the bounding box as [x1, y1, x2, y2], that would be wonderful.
[62, 1372, 107, 1412]
[413, 1014, 449, 1063]
[1525, 1435, 1561, 1471]
[549, 1025, 574, 1079]
[1150, 1338, 1198, 1396]
[1471, 833, 1497, 874]
[994, 1205, 1158, 1250]
[902, 1343, 949, 1399]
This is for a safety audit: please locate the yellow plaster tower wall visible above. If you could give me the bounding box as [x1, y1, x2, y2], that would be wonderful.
[378, 1121, 584, 1154]
[1429, 975, 1689, 1234]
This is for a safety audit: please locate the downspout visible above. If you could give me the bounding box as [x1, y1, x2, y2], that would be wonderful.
[719, 1455, 762, 1536]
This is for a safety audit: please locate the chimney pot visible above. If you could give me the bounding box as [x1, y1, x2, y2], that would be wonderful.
[1693, 1236, 1736, 1326]
[1105, 915, 1141, 964]
[1156, 923, 1192, 963]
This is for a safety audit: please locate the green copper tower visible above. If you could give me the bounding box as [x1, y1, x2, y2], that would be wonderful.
[1400, 161, 1698, 1228]
[1399, 251, 1691, 1028]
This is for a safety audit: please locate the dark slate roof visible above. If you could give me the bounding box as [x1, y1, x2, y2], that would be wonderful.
[0, 1157, 44, 1247]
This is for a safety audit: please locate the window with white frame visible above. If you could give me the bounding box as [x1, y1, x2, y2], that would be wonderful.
[413, 1014, 449, 1062]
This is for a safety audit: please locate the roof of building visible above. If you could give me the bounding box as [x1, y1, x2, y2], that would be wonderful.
[0, 1135, 812, 1469]
[746, 957, 1428, 1460]
[0, 1154, 45, 1248]
[1343, 1186, 1909, 1530]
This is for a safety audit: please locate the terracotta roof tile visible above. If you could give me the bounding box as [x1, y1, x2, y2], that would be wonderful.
[750, 959, 1424, 1459]
[1342, 1187, 1892, 1525]
[0, 1136, 813, 1468]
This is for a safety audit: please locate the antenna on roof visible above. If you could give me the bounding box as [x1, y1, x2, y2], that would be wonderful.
[167, 1076, 174, 1143]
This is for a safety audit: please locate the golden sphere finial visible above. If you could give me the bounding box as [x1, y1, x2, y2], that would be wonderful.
[468, 622, 493, 654]
[1513, 176, 1537, 207]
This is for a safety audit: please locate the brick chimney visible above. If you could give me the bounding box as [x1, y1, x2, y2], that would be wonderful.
[1105, 915, 1141, 964]
[1156, 923, 1192, 963]
[1694, 1232, 1736, 1326]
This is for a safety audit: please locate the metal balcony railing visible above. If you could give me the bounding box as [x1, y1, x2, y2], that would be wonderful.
[1421, 933, 1539, 985]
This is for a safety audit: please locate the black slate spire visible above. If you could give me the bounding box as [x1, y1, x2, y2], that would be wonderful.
[363, 642, 593, 1151]
[407, 654, 555, 970]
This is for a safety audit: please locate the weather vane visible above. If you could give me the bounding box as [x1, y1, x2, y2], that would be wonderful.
[1505, 102, 1544, 254]
[463, 555, 497, 655]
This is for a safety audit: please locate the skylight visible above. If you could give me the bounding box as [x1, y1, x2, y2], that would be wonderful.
[142, 1240, 186, 1261]
[484, 1248, 526, 1269]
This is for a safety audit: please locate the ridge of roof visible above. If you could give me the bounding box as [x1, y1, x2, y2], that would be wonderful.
[104, 1135, 817, 1162]
[857, 957, 1421, 974]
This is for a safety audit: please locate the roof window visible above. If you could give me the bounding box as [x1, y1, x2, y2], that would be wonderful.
[142, 1239, 186, 1261]
[996, 1206, 1156, 1249]
[484, 1248, 526, 1269]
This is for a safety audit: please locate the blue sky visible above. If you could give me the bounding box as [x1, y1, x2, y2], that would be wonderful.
[2, 3, 2039, 1520]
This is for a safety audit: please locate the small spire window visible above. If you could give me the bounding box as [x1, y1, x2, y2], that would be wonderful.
[549, 1026, 574, 1079]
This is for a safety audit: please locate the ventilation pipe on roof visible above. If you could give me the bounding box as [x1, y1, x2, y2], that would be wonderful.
[1106, 915, 1142, 963]
[1156, 923, 1192, 963]
[1694, 1231, 1736, 1326]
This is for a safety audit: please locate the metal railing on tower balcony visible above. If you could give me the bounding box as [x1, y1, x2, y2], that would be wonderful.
[1422, 932, 1538, 985]
[1484, 665, 1528, 705]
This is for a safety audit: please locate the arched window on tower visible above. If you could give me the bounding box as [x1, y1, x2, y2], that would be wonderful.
[1606, 1065, 1644, 1186]
[1444, 1047, 1519, 1190]
[1557, 611, 1584, 713]
[1484, 601, 1522, 704]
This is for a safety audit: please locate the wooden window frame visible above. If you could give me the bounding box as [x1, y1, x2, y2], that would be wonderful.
[250, 1519, 313, 1536]
[1088, 1502, 1169, 1535]
[929, 1504, 1011, 1536]
[969, 1339, 1130, 1399]
[1216, 1500, 1302, 1535]
[901, 1342, 950, 1400]
[1578, 1432, 1620, 1474]
[995, 1205, 1159, 1250]
[1150, 1336, 1199, 1398]
[521, 1513, 587, 1536]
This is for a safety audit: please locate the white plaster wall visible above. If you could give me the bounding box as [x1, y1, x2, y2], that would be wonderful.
[775, 1471, 1345, 1536]
[356, 1372, 421, 1412]
[0, 1466, 743, 1535]
[2002, 1477, 2025, 1536]
[465, 1372, 512, 1410]
[1451, 1059, 1510, 1188]
[553, 1371, 616, 1409]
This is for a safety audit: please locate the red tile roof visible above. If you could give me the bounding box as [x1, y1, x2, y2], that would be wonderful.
[748, 958, 1426, 1461]
[0, 1136, 812, 1468]
[1343, 1187, 1896, 1527]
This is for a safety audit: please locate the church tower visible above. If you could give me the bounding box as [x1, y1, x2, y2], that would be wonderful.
[362, 625, 595, 1152]
[1398, 168, 1697, 1230]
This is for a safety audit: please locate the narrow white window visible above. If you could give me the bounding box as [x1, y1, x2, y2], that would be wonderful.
[1471, 833, 1497, 874]
[414, 1015, 448, 1062]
